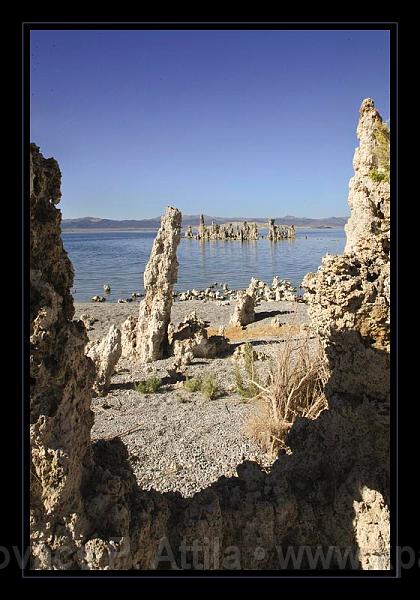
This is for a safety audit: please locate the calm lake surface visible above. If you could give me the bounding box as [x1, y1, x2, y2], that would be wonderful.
[62, 228, 346, 303]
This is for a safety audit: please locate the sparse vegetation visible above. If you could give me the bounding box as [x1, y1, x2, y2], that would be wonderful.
[369, 120, 390, 183]
[134, 376, 162, 394]
[184, 377, 202, 392]
[201, 374, 221, 400]
[184, 374, 222, 400]
[235, 343, 260, 399]
[245, 333, 329, 457]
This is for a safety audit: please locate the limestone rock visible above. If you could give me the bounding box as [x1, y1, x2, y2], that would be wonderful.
[345, 98, 390, 254]
[30, 143, 137, 570]
[169, 311, 229, 360]
[230, 278, 260, 326]
[136, 206, 182, 362]
[79, 313, 98, 330]
[120, 315, 138, 358]
[194, 215, 261, 241]
[303, 98, 390, 401]
[302, 98, 390, 568]
[267, 219, 296, 241]
[87, 325, 122, 395]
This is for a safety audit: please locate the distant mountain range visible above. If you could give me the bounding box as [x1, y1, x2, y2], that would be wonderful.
[62, 215, 348, 230]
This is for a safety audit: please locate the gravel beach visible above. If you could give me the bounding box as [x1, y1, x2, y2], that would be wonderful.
[75, 298, 312, 497]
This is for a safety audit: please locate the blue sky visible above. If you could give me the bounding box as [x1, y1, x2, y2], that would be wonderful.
[30, 29, 390, 219]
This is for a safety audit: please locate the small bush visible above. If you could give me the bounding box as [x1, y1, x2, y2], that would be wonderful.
[134, 376, 162, 394]
[369, 120, 390, 183]
[184, 377, 202, 392]
[235, 343, 260, 399]
[183, 374, 221, 399]
[200, 374, 221, 400]
[369, 169, 390, 183]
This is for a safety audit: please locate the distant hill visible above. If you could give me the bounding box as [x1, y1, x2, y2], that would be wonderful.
[62, 215, 348, 230]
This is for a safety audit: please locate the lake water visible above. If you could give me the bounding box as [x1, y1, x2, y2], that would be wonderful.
[62, 228, 346, 302]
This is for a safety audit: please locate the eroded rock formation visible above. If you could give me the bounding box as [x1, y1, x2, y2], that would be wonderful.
[267, 219, 296, 241]
[30, 144, 135, 569]
[303, 98, 390, 401]
[168, 311, 229, 367]
[186, 216, 295, 241]
[136, 207, 182, 362]
[302, 98, 390, 567]
[87, 324, 122, 394]
[189, 215, 260, 241]
[230, 284, 256, 327]
[120, 315, 138, 358]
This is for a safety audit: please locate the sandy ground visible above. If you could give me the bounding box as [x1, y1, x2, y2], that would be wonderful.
[74, 298, 312, 497]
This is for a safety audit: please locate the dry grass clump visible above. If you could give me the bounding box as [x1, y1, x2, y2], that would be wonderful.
[245, 333, 329, 457]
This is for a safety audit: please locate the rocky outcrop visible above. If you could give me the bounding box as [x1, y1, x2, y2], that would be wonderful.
[135, 207, 182, 362]
[184, 224, 194, 238]
[230, 287, 256, 327]
[186, 216, 295, 241]
[302, 98, 390, 567]
[120, 315, 138, 358]
[87, 325, 122, 394]
[169, 311, 229, 367]
[303, 98, 390, 401]
[267, 219, 296, 241]
[193, 216, 260, 241]
[344, 98, 390, 255]
[30, 144, 137, 569]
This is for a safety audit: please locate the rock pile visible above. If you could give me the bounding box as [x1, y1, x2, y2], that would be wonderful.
[168, 311, 229, 368]
[175, 277, 296, 304]
[230, 277, 296, 327]
[230, 281, 257, 326]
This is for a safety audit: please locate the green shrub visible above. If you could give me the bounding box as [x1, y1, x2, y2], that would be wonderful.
[134, 376, 162, 394]
[369, 121, 390, 183]
[369, 169, 390, 183]
[184, 377, 202, 392]
[183, 374, 222, 400]
[235, 343, 260, 399]
[200, 374, 220, 400]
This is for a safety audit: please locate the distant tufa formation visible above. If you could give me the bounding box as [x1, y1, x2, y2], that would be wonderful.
[184, 214, 295, 241]
[30, 98, 390, 570]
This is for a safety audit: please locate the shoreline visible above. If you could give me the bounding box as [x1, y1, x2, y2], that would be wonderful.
[62, 225, 346, 233]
